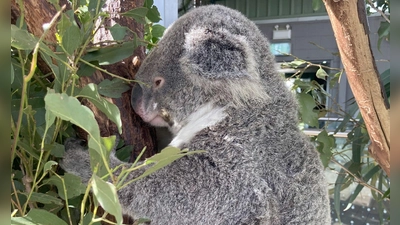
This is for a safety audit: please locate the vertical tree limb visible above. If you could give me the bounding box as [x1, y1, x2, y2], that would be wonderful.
[322, 0, 390, 175]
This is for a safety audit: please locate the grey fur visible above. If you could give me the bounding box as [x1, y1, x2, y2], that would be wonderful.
[61, 5, 331, 224]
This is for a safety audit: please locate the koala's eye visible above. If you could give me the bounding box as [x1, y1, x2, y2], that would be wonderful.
[153, 77, 165, 89]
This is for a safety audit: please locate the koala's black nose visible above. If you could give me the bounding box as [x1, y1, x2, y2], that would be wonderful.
[131, 83, 143, 111]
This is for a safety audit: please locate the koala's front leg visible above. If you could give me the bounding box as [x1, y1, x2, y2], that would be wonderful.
[60, 137, 93, 184]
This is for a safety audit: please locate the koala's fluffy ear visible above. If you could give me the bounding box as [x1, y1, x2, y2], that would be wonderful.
[181, 27, 257, 80]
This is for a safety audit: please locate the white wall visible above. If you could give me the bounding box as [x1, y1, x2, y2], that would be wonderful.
[154, 0, 179, 28]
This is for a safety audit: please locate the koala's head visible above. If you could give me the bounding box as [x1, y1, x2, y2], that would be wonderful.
[131, 5, 273, 134]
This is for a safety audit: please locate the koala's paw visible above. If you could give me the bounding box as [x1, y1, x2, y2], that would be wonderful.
[60, 137, 92, 184]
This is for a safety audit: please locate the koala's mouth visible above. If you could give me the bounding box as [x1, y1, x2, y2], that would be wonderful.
[148, 115, 168, 126]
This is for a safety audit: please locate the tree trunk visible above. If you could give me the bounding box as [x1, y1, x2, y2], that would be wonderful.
[11, 0, 158, 160]
[322, 0, 390, 176]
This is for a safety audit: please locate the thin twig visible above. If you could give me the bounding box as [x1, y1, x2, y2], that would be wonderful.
[331, 158, 387, 198]
[366, 0, 390, 23]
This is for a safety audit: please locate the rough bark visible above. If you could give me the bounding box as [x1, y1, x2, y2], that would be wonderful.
[11, 0, 158, 160]
[322, 0, 390, 176]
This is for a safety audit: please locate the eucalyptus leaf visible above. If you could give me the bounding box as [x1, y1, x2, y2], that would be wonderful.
[98, 79, 131, 98]
[146, 4, 161, 23]
[315, 130, 334, 167]
[109, 24, 128, 41]
[26, 192, 63, 205]
[316, 67, 328, 80]
[151, 24, 166, 38]
[297, 92, 319, 127]
[82, 40, 138, 65]
[44, 173, 86, 200]
[11, 209, 68, 225]
[78, 83, 123, 133]
[11, 63, 14, 84]
[312, 0, 322, 11]
[62, 25, 82, 55]
[121, 7, 148, 24]
[44, 160, 58, 173]
[44, 90, 100, 139]
[92, 175, 123, 225]
[11, 25, 37, 50]
[136, 147, 206, 181]
[344, 165, 381, 211]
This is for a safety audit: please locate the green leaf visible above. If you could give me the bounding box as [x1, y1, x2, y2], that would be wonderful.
[62, 25, 82, 55]
[312, 0, 322, 11]
[297, 92, 319, 127]
[377, 21, 390, 51]
[283, 59, 306, 68]
[109, 24, 128, 41]
[77, 83, 123, 133]
[11, 209, 68, 225]
[44, 161, 58, 172]
[88, 0, 106, 15]
[316, 67, 328, 80]
[50, 142, 65, 157]
[44, 173, 86, 200]
[57, 13, 72, 36]
[82, 40, 138, 65]
[77, 60, 98, 77]
[101, 135, 117, 152]
[45, 90, 100, 139]
[380, 68, 390, 98]
[146, 5, 161, 23]
[315, 130, 334, 167]
[121, 7, 149, 24]
[97, 79, 131, 98]
[11, 25, 38, 50]
[11, 63, 14, 84]
[27, 192, 63, 205]
[115, 145, 133, 162]
[92, 175, 123, 225]
[136, 147, 205, 181]
[151, 24, 166, 38]
[43, 109, 56, 142]
[83, 212, 102, 225]
[344, 165, 381, 211]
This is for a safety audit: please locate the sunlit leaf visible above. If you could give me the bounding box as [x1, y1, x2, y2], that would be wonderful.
[92, 175, 123, 225]
[44, 161, 58, 173]
[316, 67, 328, 80]
[11, 209, 68, 225]
[135, 147, 205, 181]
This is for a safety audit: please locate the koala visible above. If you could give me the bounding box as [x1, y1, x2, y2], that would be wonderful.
[62, 5, 331, 225]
